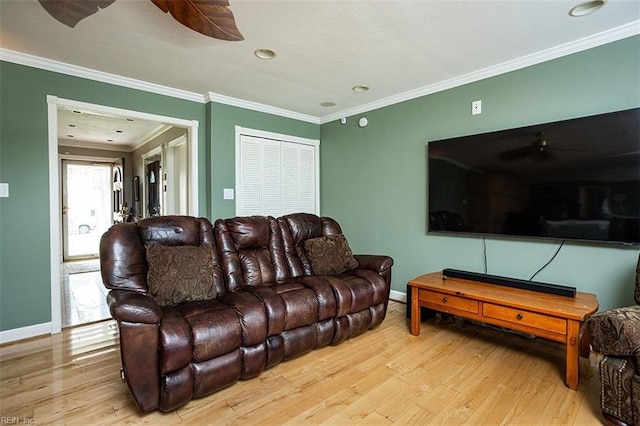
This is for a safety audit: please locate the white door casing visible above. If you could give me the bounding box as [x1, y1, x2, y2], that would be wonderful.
[47, 95, 199, 334]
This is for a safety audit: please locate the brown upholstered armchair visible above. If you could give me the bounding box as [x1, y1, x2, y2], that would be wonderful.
[587, 254, 640, 425]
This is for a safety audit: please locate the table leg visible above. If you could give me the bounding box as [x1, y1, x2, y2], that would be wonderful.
[565, 320, 580, 390]
[410, 286, 420, 336]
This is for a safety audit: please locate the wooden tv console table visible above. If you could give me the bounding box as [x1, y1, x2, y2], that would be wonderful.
[408, 271, 599, 390]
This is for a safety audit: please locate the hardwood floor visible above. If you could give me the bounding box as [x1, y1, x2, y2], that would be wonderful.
[0, 301, 605, 425]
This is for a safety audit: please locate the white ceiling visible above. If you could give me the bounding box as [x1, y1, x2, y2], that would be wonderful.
[1, 0, 639, 127]
[57, 107, 170, 150]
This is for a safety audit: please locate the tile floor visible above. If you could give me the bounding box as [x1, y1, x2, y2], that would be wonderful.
[61, 259, 110, 327]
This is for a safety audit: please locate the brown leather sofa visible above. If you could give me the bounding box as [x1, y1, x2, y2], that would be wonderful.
[100, 213, 393, 412]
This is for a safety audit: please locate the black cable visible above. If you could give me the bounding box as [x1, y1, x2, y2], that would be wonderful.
[483, 235, 488, 274]
[529, 240, 565, 281]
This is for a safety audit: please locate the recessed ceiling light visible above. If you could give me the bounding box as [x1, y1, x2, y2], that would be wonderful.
[352, 85, 369, 93]
[569, 0, 606, 17]
[254, 48, 277, 60]
[320, 102, 336, 107]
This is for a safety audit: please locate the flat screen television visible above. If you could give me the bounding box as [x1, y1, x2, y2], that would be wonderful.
[428, 108, 640, 245]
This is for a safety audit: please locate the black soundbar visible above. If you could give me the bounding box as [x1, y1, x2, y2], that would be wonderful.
[442, 268, 576, 297]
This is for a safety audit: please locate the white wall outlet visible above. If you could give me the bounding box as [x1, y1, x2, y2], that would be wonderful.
[0, 183, 8, 198]
[472, 100, 482, 115]
[223, 188, 234, 200]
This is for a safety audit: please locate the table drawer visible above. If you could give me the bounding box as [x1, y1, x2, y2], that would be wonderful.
[483, 303, 566, 335]
[419, 289, 479, 314]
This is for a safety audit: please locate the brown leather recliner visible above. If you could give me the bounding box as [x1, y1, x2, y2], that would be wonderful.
[100, 213, 393, 412]
[587, 254, 640, 425]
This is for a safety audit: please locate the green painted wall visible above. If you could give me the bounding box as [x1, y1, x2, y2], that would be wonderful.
[320, 36, 640, 311]
[207, 102, 319, 219]
[1, 36, 637, 333]
[0, 62, 208, 331]
[0, 61, 317, 332]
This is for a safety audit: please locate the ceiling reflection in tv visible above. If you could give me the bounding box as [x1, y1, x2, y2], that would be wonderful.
[428, 108, 640, 245]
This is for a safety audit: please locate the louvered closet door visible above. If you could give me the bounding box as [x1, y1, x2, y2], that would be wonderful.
[238, 135, 262, 215]
[237, 134, 317, 217]
[260, 138, 282, 217]
[281, 141, 316, 215]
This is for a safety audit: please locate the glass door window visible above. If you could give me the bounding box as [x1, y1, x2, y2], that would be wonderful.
[62, 161, 113, 260]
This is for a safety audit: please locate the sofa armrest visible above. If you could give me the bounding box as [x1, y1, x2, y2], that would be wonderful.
[107, 290, 163, 324]
[354, 255, 393, 274]
[587, 305, 640, 359]
[107, 289, 162, 412]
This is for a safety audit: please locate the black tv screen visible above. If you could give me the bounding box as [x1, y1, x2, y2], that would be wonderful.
[428, 108, 640, 245]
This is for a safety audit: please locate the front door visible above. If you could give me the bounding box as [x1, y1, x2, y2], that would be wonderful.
[62, 160, 113, 260]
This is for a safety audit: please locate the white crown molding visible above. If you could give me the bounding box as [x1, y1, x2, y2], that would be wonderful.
[319, 21, 640, 124]
[58, 138, 133, 152]
[0, 48, 206, 104]
[2, 19, 637, 127]
[206, 92, 320, 124]
[0, 48, 321, 123]
[131, 124, 174, 152]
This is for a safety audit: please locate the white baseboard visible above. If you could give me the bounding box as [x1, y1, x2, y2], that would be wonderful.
[0, 322, 52, 345]
[389, 290, 407, 304]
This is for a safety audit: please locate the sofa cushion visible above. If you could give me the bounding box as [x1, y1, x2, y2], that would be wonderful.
[214, 216, 284, 290]
[146, 243, 216, 306]
[303, 234, 358, 275]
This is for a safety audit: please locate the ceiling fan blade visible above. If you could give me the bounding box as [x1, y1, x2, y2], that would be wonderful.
[38, 0, 116, 28]
[606, 150, 640, 158]
[547, 146, 587, 153]
[498, 146, 535, 161]
[151, 0, 244, 41]
[533, 148, 552, 161]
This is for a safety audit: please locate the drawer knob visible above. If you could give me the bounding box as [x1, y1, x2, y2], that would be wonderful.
[516, 313, 524, 320]
[442, 297, 448, 303]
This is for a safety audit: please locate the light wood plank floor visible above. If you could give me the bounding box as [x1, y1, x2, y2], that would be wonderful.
[0, 301, 605, 425]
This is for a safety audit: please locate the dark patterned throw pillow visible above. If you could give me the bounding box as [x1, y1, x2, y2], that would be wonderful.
[303, 234, 359, 275]
[146, 243, 216, 306]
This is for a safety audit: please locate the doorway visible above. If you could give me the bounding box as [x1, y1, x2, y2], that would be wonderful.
[48, 95, 200, 334]
[60, 160, 114, 327]
[62, 160, 113, 260]
[60, 160, 112, 327]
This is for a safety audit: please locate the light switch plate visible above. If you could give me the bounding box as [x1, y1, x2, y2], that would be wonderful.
[0, 183, 8, 198]
[223, 188, 234, 200]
